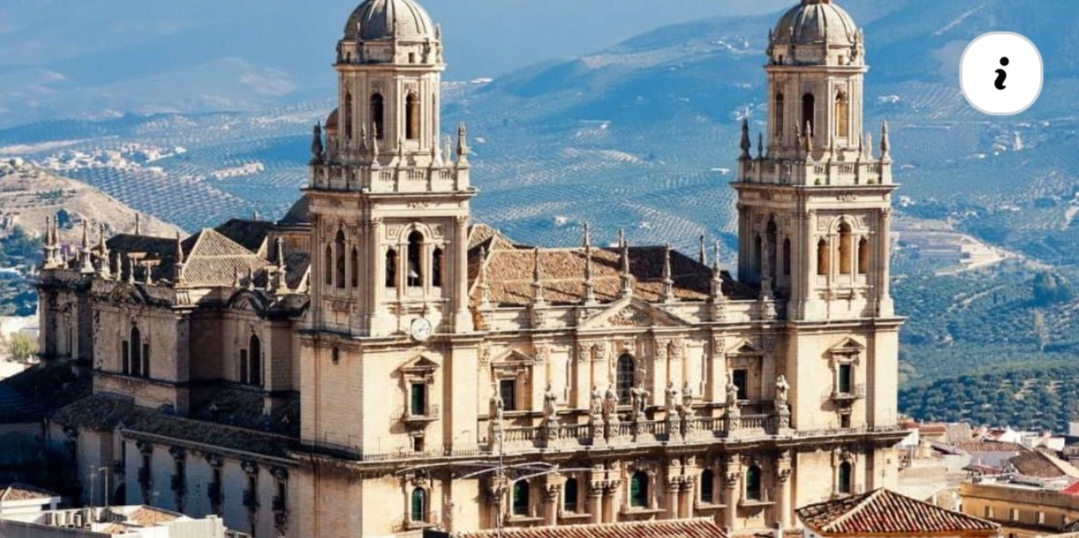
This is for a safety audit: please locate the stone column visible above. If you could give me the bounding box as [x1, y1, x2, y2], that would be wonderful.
[454, 215, 473, 332]
[724, 467, 741, 531]
[877, 208, 894, 317]
[679, 478, 695, 519]
[776, 467, 793, 530]
[588, 483, 603, 525]
[665, 479, 680, 518]
[603, 482, 619, 523]
[544, 484, 561, 526]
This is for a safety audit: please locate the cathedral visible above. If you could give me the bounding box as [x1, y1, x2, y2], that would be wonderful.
[36, 0, 904, 536]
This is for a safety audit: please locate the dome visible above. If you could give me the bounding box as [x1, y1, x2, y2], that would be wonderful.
[772, 0, 858, 48]
[344, 0, 437, 41]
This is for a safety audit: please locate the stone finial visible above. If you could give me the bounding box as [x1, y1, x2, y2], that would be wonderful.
[81, 220, 89, 249]
[247, 266, 255, 291]
[233, 266, 241, 288]
[620, 235, 633, 298]
[134, 214, 141, 236]
[583, 222, 595, 304]
[174, 232, 186, 286]
[477, 246, 491, 308]
[456, 123, 470, 164]
[739, 118, 751, 159]
[531, 247, 545, 305]
[310, 122, 324, 165]
[98, 223, 108, 253]
[79, 221, 94, 274]
[699, 234, 706, 265]
[273, 236, 288, 294]
[662, 243, 675, 303]
[617, 228, 625, 249]
[758, 132, 764, 159]
[711, 241, 725, 299]
[880, 120, 891, 161]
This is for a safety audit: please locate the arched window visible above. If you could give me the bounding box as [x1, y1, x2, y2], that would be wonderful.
[835, 92, 849, 138]
[335, 230, 346, 289]
[774, 92, 784, 139]
[616, 354, 635, 405]
[838, 223, 853, 275]
[407, 231, 423, 288]
[783, 239, 791, 277]
[563, 478, 578, 513]
[858, 237, 869, 275]
[351, 247, 360, 288]
[817, 239, 829, 276]
[700, 469, 715, 504]
[324, 245, 333, 286]
[630, 471, 648, 508]
[130, 326, 142, 377]
[249, 335, 261, 387]
[512, 480, 530, 516]
[405, 93, 420, 140]
[343, 92, 353, 141]
[802, 93, 816, 138]
[746, 465, 763, 501]
[838, 461, 853, 494]
[370, 94, 385, 140]
[386, 249, 397, 288]
[431, 247, 443, 287]
[410, 488, 427, 522]
[766, 218, 778, 281]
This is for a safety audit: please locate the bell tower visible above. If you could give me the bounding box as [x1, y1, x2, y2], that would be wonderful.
[734, 0, 902, 436]
[306, 0, 474, 338]
[735, 0, 894, 322]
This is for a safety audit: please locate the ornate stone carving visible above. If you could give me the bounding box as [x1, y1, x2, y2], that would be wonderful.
[609, 306, 650, 327]
[242, 460, 259, 475]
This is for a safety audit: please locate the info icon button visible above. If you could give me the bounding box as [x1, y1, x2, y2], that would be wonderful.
[960, 32, 1043, 116]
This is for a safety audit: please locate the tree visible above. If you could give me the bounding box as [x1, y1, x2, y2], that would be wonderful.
[8, 332, 36, 362]
[1033, 271, 1073, 306]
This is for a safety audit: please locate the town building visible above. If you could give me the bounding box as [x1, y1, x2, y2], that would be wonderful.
[797, 488, 1000, 538]
[0, 504, 248, 538]
[32, 0, 908, 536]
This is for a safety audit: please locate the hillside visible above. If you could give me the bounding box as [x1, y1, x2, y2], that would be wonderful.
[0, 160, 180, 243]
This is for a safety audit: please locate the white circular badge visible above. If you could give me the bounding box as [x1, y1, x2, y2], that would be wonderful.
[960, 32, 1043, 116]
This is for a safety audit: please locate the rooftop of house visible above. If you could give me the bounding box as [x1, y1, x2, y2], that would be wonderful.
[0, 483, 59, 503]
[796, 488, 1000, 536]
[437, 518, 727, 538]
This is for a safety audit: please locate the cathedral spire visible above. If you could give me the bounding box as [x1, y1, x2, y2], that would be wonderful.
[739, 118, 752, 160]
[456, 123, 470, 166]
[310, 123, 325, 165]
[662, 243, 675, 303]
[880, 120, 891, 161]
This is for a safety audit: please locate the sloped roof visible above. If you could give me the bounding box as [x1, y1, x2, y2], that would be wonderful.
[51, 392, 150, 431]
[1009, 450, 1079, 479]
[279, 196, 311, 226]
[124, 412, 295, 460]
[0, 383, 42, 424]
[469, 245, 751, 307]
[445, 518, 726, 538]
[214, 219, 274, 254]
[0, 483, 58, 502]
[796, 488, 999, 535]
[179, 228, 270, 287]
[0, 361, 88, 420]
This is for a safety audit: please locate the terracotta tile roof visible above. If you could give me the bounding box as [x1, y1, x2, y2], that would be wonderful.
[955, 441, 1026, 453]
[214, 219, 274, 254]
[179, 228, 270, 287]
[1062, 480, 1079, 496]
[469, 245, 751, 307]
[1009, 450, 1079, 479]
[126, 506, 180, 526]
[52, 392, 151, 431]
[0, 360, 89, 419]
[444, 518, 726, 538]
[468, 224, 518, 251]
[125, 411, 295, 460]
[796, 488, 999, 535]
[0, 483, 57, 502]
[189, 389, 300, 438]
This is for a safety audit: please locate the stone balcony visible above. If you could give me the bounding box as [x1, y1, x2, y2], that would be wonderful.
[738, 156, 892, 188]
[309, 162, 470, 194]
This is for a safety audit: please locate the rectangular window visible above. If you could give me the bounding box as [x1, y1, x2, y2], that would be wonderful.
[733, 369, 748, 401]
[142, 344, 150, 378]
[240, 350, 249, 384]
[838, 364, 853, 394]
[410, 383, 427, 417]
[1010, 508, 1018, 521]
[840, 414, 851, 429]
[499, 379, 517, 412]
[984, 506, 993, 518]
[122, 341, 130, 375]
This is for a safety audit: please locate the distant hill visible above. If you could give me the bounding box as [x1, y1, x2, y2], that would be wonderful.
[0, 161, 180, 244]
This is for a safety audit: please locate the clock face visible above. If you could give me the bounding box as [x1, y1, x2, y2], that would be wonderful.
[410, 317, 432, 342]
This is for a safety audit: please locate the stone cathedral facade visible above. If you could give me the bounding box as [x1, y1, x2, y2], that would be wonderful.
[36, 0, 905, 537]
